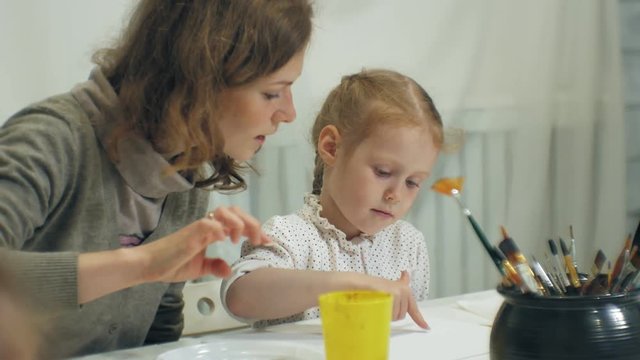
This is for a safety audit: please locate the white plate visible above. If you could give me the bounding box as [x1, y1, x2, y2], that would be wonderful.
[156, 340, 324, 360]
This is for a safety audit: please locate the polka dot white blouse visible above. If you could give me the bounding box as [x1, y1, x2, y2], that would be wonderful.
[221, 194, 430, 327]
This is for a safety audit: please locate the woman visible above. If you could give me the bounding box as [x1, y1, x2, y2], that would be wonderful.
[0, 0, 313, 357]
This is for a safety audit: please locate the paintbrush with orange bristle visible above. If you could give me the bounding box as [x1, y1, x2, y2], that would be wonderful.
[431, 177, 504, 274]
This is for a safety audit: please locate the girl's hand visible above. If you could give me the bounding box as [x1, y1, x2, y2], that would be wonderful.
[137, 206, 272, 283]
[365, 271, 429, 329]
[393, 271, 428, 329]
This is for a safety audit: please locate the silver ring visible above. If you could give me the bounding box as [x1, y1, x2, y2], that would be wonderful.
[206, 211, 215, 220]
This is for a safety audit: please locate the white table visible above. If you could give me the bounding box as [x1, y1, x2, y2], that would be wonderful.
[75, 289, 503, 360]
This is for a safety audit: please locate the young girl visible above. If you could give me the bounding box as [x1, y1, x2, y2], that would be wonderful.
[0, 0, 312, 357]
[222, 69, 443, 329]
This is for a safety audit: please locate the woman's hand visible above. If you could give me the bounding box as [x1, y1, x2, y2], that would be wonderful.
[139, 206, 272, 283]
[78, 206, 271, 304]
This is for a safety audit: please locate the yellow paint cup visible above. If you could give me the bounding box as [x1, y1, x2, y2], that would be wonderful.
[319, 290, 392, 360]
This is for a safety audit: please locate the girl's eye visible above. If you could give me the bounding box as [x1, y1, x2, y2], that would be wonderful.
[374, 168, 391, 177]
[406, 179, 420, 189]
[263, 92, 280, 100]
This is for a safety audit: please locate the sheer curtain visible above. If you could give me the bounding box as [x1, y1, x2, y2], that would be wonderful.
[218, 0, 626, 297]
[0, 0, 626, 299]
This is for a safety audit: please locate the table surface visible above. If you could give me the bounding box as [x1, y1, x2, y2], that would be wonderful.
[74, 289, 503, 360]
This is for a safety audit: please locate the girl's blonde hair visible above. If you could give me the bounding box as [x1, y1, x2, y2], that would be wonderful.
[93, 0, 313, 191]
[311, 69, 443, 195]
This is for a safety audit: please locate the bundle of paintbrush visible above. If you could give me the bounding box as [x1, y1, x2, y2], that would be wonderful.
[431, 176, 640, 297]
[494, 226, 640, 297]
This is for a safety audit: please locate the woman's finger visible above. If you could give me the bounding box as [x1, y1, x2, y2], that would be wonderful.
[196, 217, 227, 246]
[207, 208, 244, 243]
[261, 233, 275, 247]
[206, 258, 232, 278]
[228, 207, 270, 246]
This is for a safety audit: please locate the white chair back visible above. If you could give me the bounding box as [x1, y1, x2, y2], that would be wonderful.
[182, 279, 247, 335]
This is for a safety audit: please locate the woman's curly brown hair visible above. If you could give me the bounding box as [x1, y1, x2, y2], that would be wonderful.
[93, 0, 313, 191]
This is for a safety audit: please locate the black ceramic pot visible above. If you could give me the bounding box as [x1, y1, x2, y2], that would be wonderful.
[490, 286, 640, 360]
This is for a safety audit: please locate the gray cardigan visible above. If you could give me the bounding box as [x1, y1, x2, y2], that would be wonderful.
[0, 90, 209, 357]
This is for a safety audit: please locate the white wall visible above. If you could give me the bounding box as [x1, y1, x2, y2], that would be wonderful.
[0, 0, 133, 122]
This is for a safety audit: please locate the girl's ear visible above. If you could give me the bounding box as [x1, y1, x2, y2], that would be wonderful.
[317, 125, 341, 166]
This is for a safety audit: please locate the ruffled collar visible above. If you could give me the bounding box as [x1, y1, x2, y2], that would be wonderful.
[300, 193, 375, 243]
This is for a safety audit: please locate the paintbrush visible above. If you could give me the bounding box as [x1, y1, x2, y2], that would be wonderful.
[612, 245, 638, 293]
[495, 249, 522, 289]
[607, 260, 612, 289]
[589, 250, 607, 280]
[580, 250, 607, 295]
[609, 234, 632, 291]
[544, 252, 567, 294]
[498, 227, 545, 295]
[530, 256, 557, 295]
[559, 238, 581, 289]
[547, 239, 571, 292]
[632, 219, 640, 250]
[569, 225, 579, 273]
[431, 177, 504, 274]
[621, 253, 640, 293]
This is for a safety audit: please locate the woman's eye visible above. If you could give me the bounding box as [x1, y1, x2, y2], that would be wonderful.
[263, 92, 280, 100]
